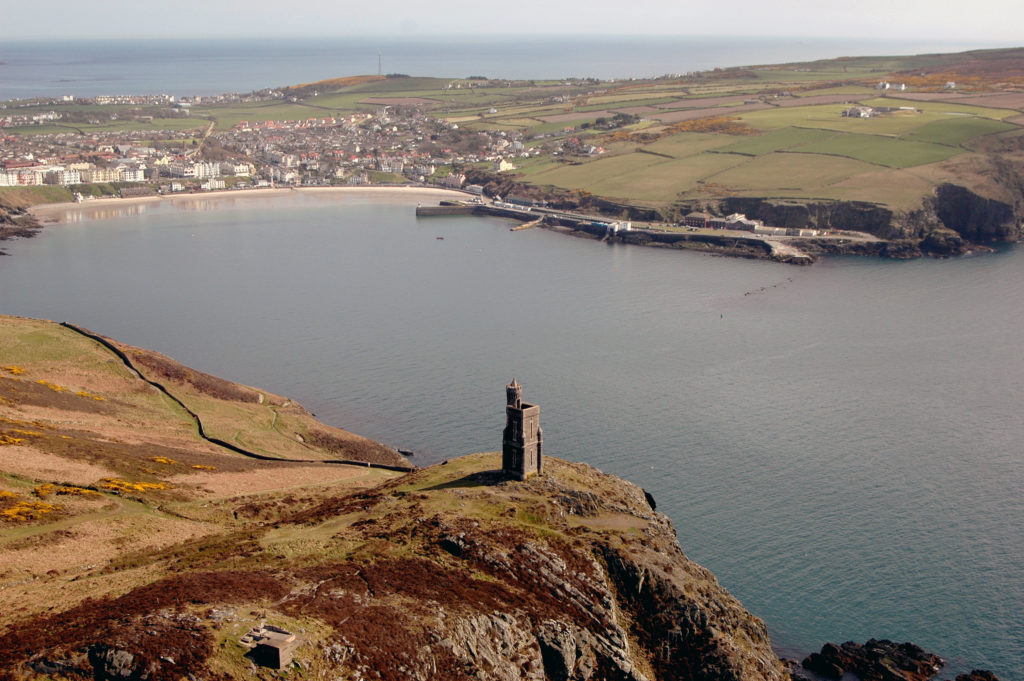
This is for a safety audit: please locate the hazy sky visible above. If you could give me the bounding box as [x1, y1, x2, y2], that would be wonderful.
[2, 0, 1022, 43]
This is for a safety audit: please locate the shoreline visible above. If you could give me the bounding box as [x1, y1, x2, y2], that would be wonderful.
[21, 185, 983, 265]
[29, 185, 470, 224]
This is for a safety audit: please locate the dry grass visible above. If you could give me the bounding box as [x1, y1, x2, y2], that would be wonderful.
[0, 446, 119, 485]
[169, 463, 395, 498]
[0, 508, 214, 579]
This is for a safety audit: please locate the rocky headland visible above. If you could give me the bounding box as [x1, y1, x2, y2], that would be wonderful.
[465, 168, 1023, 263]
[0, 193, 42, 255]
[0, 316, 1006, 680]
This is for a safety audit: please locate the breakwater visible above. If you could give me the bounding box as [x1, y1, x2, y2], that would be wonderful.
[416, 200, 816, 264]
[414, 203, 475, 216]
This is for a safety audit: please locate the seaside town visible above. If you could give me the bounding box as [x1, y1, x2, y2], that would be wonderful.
[0, 87, 563, 194]
[0, 85, 827, 254]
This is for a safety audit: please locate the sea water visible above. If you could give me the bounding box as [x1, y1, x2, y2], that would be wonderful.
[0, 36, 1001, 100]
[0, 193, 1021, 677]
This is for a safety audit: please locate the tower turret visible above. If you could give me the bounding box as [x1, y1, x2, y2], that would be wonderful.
[506, 378, 522, 408]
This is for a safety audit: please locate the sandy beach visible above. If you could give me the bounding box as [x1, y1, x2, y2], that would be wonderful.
[29, 185, 470, 224]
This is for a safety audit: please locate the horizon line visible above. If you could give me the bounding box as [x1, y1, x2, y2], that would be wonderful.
[2, 33, 1021, 46]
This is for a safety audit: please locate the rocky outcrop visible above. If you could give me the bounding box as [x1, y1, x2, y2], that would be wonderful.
[0, 200, 42, 255]
[801, 640, 944, 681]
[583, 196, 663, 222]
[949, 672, 1001, 681]
[787, 237, 923, 259]
[931, 184, 1020, 243]
[718, 198, 897, 237]
[715, 194, 1012, 248]
[696, 188, 1019, 257]
[419, 463, 788, 681]
[87, 645, 153, 681]
[795, 640, 1003, 681]
[601, 544, 782, 681]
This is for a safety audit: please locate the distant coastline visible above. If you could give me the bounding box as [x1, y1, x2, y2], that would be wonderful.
[0, 36, 1003, 100]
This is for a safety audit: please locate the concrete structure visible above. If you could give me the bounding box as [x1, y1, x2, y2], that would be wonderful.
[502, 379, 542, 480]
[250, 629, 299, 669]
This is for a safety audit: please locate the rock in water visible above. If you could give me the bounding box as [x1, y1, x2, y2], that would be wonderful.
[951, 672, 1001, 681]
[802, 639, 944, 681]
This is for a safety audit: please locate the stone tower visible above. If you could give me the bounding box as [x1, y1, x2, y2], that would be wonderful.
[502, 378, 542, 480]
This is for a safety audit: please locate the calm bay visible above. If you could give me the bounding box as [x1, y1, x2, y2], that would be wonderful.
[1, 192, 1022, 677]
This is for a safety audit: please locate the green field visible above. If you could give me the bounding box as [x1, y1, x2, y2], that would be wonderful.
[640, 132, 736, 158]
[713, 127, 838, 156]
[511, 156, 569, 176]
[529, 151, 744, 203]
[794, 86, 877, 97]
[903, 117, 1019, 145]
[705, 152, 878, 192]
[791, 133, 960, 167]
[820, 167, 939, 208]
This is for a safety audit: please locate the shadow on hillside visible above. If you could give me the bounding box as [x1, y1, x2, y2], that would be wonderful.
[422, 469, 506, 490]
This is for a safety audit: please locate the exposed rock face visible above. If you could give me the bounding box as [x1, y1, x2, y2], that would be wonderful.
[802, 639, 944, 681]
[787, 238, 925, 259]
[388, 466, 783, 681]
[718, 192, 1019, 249]
[719, 198, 897, 236]
[437, 612, 547, 680]
[931, 184, 1019, 243]
[0, 199, 42, 255]
[87, 645, 152, 681]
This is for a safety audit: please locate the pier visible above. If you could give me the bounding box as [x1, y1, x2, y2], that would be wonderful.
[415, 203, 475, 216]
[414, 199, 822, 265]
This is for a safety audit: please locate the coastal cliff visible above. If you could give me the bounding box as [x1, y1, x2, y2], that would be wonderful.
[717, 186, 1021, 255]
[465, 168, 1022, 260]
[0, 193, 43, 255]
[0, 317, 786, 681]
